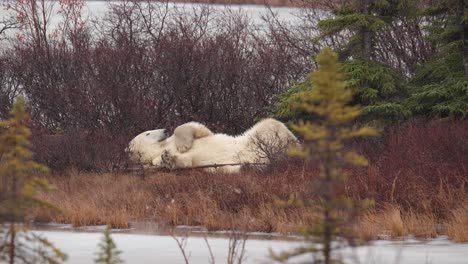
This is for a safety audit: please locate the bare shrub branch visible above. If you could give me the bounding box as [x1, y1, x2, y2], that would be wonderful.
[171, 230, 191, 264]
[227, 229, 248, 264]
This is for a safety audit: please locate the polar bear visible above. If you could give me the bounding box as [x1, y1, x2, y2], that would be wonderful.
[127, 118, 298, 173]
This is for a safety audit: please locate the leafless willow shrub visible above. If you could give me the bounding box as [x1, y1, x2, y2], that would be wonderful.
[85, 0, 308, 133]
[0, 10, 19, 42]
[261, 0, 351, 71]
[2, 0, 309, 171]
[260, 8, 319, 72]
[0, 56, 20, 120]
[171, 227, 248, 264]
[171, 230, 191, 264]
[226, 229, 248, 264]
[374, 16, 436, 75]
[245, 131, 299, 174]
[4, 0, 57, 50]
[32, 129, 130, 172]
[292, 0, 352, 9]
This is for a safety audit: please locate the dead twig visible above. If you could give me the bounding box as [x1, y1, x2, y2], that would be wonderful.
[124, 162, 268, 174]
[171, 230, 191, 264]
[227, 229, 248, 264]
[203, 236, 215, 264]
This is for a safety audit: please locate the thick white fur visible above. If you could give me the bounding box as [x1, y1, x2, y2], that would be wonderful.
[127, 118, 298, 173]
[173, 122, 214, 153]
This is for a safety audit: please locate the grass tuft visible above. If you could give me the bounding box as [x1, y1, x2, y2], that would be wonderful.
[447, 205, 468, 242]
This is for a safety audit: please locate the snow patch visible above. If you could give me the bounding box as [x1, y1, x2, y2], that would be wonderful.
[30, 230, 468, 264]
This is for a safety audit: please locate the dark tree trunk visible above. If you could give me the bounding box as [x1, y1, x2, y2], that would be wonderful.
[459, 0, 468, 75]
[361, 0, 373, 59]
[9, 223, 15, 264]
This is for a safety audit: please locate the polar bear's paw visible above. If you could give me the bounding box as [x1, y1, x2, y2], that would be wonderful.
[160, 150, 177, 170]
[175, 140, 192, 154]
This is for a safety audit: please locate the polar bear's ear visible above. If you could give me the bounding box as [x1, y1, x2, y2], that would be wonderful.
[174, 122, 214, 153]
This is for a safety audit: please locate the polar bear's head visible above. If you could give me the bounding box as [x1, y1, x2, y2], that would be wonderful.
[127, 128, 173, 165]
[127, 122, 214, 167]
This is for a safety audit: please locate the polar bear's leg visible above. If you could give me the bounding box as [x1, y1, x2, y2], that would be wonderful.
[247, 118, 298, 147]
[159, 150, 193, 169]
[174, 122, 214, 153]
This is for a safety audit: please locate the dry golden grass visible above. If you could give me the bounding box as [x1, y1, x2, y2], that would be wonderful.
[403, 211, 437, 238]
[34, 169, 468, 242]
[447, 205, 468, 242]
[382, 205, 405, 238]
[357, 207, 438, 240]
[357, 206, 405, 239]
[357, 213, 380, 241]
[38, 171, 158, 228]
[37, 168, 319, 232]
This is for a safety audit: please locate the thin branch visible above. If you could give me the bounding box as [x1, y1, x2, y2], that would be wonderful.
[171, 231, 190, 264]
[125, 162, 267, 173]
[203, 236, 215, 264]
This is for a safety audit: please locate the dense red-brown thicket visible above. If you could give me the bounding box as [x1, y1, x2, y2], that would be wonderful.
[36, 121, 468, 241]
[351, 120, 467, 214]
[0, 2, 310, 171]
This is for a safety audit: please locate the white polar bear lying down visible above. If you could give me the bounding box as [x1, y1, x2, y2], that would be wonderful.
[127, 118, 298, 173]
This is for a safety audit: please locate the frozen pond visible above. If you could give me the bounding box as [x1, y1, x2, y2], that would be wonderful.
[32, 228, 468, 264]
[80, 1, 302, 22]
[0, 1, 302, 28]
[0, 0, 306, 45]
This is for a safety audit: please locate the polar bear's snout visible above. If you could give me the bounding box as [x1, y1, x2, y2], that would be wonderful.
[158, 129, 169, 142]
[142, 128, 169, 142]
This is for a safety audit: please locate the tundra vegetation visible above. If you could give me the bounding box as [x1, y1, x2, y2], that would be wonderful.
[0, 0, 466, 262]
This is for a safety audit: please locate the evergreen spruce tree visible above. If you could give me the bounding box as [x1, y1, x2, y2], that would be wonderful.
[271, 48, 377, 264]
[316, 0, 411, 121]
[271, 59, 408, 123]
[95, 226, 124, 264]
[271, 0, 414, 123]
[272, 80, 315, 123]
[407, 0, 468, 118]
[0, 96, 67, 264]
